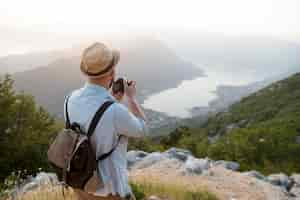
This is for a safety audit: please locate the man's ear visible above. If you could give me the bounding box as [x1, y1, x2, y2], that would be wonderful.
[111, 68, 116, 79]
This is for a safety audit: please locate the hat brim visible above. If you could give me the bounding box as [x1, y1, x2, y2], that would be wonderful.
[80, 49, 120, 78]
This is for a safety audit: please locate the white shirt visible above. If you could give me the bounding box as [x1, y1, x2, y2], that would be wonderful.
[64, 82, 148, 197]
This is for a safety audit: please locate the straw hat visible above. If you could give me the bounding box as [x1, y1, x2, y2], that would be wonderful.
[80, 42, 120, 78]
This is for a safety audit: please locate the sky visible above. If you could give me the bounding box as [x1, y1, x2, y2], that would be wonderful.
[0, 0, 300, 55]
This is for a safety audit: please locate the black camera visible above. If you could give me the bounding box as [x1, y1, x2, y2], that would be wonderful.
[112, 78, 132, 94]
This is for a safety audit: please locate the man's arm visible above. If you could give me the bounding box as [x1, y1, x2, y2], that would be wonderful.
[112, 79, 148, 138]
[112, 79, 147, 121]
[113, 103, 148, 138]
[125, 81, 147, 122]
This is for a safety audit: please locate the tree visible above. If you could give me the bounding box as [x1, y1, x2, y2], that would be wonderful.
[0, 74, 60, 181]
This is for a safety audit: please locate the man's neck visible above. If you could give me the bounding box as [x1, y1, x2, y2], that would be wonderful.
[87, 78, 109, 90]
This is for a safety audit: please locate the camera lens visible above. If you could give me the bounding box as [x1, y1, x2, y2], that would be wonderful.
[112, 78, 125, 93]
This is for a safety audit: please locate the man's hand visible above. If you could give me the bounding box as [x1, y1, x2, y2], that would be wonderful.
[111, 78, 134, 102]
[124, 79, 137, 100]
[123, 79, 147, 121]
[112, 91, 124, 102]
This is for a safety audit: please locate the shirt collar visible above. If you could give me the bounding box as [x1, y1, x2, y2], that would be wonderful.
[84, 82, 107, 92]
[83, 82, 115, 100]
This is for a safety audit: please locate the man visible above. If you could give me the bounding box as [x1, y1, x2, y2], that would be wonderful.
[65, 42, 148, 200]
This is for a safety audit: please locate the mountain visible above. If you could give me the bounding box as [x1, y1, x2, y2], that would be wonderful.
[188, 65, 300, 119]
[161, 33, 300, 81]
[0, 50, 66, 74]
[10, 37, 203, 119]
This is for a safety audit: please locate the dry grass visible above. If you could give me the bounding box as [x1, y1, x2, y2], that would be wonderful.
[129, 160, 219, 199]
[6, 180, 218, 200]
[7, 185, 75, 200]
[131, 179, 218, 200]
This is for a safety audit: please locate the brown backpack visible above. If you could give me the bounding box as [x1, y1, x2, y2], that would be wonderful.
[47, 95, 118, 189]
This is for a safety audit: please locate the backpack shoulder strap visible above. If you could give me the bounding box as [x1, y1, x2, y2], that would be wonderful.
[96, 136, 121, 162]
[87, 101, 114, 137]
[88, 100, 122, 162]
[64, 95, 71, 129]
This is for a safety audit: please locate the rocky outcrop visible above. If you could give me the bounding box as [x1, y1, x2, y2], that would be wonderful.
[290, 174, 300, 198]
[10, 172, 59, 199]
[213, 160, 240, 171]
[242, 170, 266, 181]
[128, 148, 300, 200]
[132, 152, 165, 169]
[242, 171, 300, 198]
[181, 157, 211, 175]
[127, 150, 149, 168]
[128, 148, 240, 175]
[267, 173, 293, 191]
[164, 147, 192, 162]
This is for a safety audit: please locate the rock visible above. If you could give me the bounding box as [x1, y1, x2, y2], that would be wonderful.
[127, 150, 149, 168]
[291, 174, 300, 186]
[208, 134, 220, 143]
[148, 195, 162, 200]
[22, 182, 39, 193]
[290, 174, 300, 197]
[237, 119, 248, 127]
[242, 170, 266, 181]
[225, 123, 239, 133]
[290, 186, 300, 197]
[133, 152, 164, 169]
[182, 156, 211, 175]
[296, 136, 300, 144]
[11, 172, 59, 197]
[213, 160, 240, 171]
[164, 147, 192, 162]
[33, 172, 58, 185]
[267, 173, 293, 190]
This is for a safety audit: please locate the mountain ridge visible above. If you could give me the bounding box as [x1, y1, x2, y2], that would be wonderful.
[9, 37, 203, 121]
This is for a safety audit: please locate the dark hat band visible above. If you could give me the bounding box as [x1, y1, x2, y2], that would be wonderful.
[83, 56, 115, 77]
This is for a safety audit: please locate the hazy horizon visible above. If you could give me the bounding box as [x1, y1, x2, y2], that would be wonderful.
[1, 0, 300, 57]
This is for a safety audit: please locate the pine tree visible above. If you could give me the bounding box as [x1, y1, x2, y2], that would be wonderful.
[0, 74, 60, 181]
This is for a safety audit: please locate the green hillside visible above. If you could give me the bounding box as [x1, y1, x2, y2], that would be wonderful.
[204, 73, 300, 174]
[132, 73, 300, 174]
[205, 72, 300, 137]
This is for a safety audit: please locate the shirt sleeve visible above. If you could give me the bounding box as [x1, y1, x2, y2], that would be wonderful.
[113, 103, 148, 138]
